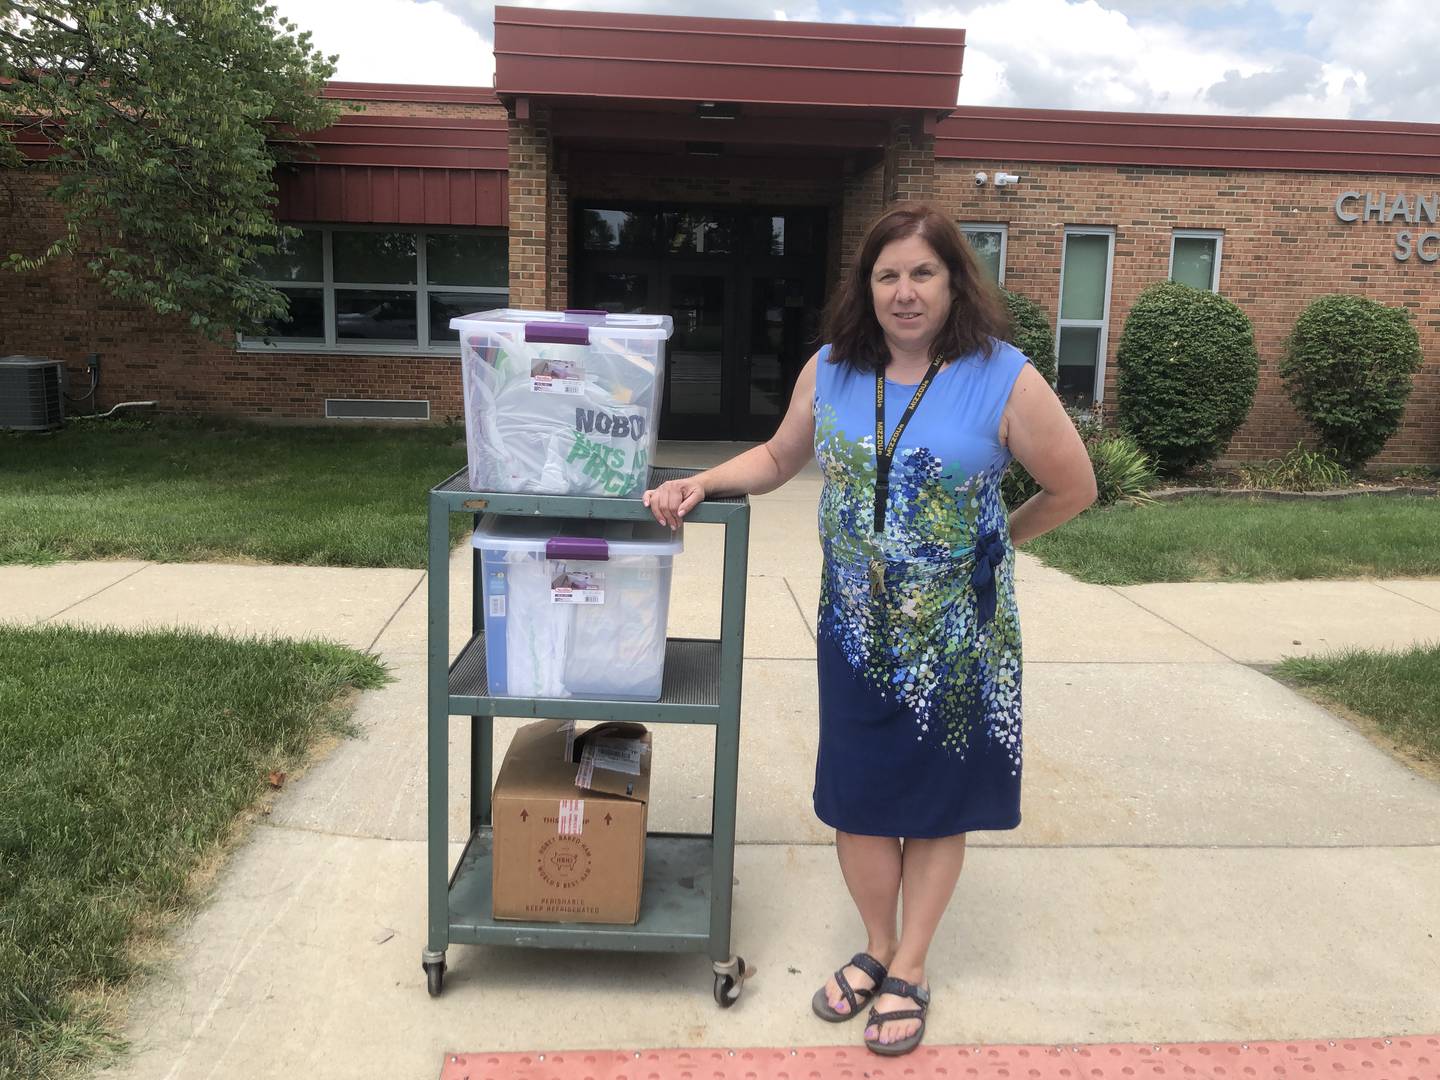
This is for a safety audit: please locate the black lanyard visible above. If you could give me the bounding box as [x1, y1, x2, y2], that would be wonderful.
[874, 358, 943, 534]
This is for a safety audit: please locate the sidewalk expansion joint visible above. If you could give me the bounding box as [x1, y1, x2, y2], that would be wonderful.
[1373, 579, 1440, 615]
[1102, 585, 1238, 663]
[782, 577, 817, 645]
[365, 569, 426, 654]
[41, 561, 153, 623]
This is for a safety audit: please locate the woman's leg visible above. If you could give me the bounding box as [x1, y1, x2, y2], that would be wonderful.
[822, 830, 903, 1014]
[865, 833, 968, 1045]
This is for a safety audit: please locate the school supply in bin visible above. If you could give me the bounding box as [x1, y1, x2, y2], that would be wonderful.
[450, 308, 674, 497]
[473, 514, 683, 701]
[491, 720, 652, 924]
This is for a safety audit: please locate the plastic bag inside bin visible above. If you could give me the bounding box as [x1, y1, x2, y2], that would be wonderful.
[452, 309, 673, 497]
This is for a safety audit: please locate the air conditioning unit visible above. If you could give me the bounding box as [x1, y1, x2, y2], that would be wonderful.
[0, 355, 64, 430]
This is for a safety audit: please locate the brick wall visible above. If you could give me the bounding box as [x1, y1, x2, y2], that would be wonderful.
[0, 170, 466, 421]
[884, 116, 936, 205]
[937, 160, 1440, 465]
[507, 104, 552, 310]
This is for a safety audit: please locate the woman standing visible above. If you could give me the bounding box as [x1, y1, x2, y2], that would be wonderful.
[644, 204, 1096, 1057]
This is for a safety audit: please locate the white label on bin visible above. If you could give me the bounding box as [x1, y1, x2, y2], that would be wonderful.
[551, 567, 604, 605]
[557, 799, 584, 836]
[531, 375, 586, 396]
[530, 356, 586, 395]
[488, 595, 506, 618]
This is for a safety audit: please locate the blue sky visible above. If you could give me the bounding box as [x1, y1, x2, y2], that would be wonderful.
[269, 0, 1437, 123]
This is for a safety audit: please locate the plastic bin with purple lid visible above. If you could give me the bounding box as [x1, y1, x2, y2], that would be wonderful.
[449, 308, 675, 497]
[471, 513, 684, 702]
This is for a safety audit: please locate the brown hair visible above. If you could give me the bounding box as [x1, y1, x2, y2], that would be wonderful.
[822, 203, 1010, 373]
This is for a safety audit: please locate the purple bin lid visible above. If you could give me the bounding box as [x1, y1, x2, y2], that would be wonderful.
[546, 536, 609, 561]
[524, 321, 590, 345]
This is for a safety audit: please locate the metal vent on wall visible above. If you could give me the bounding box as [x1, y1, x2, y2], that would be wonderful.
[0, 356, 64, 430]
[325, 398, 430, 421]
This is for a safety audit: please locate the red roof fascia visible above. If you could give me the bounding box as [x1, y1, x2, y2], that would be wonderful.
[566, 147, 844, 183]
[276, 164, 507, 226]
[493, 6, 963, 112]
[547, 108, 890, 150]
[938, 107, 1440, 175]
[324, 81, 500, 105]
[273, 114, 507, 170]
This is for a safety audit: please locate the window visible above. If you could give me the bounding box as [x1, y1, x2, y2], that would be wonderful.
[1170, 229, 1223, 291]
[1055, 227, 1116, 406]
[960, 223, 1007, 285]
[245, 225, 508, 353]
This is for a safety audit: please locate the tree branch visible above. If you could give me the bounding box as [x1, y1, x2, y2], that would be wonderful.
[8, 3, 83, 39]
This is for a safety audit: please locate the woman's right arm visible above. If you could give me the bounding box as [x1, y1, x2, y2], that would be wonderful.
[643, 351, 821, 529]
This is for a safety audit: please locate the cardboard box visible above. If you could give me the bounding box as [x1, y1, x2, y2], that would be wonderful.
[491, 719, 651, 924]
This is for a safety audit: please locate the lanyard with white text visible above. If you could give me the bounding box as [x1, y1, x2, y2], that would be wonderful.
[873, 358, 944, 535]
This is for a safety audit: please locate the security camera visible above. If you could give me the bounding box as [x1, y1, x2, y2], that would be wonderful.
[974, 171, 988, 186]
[994, 171, 1021, 187]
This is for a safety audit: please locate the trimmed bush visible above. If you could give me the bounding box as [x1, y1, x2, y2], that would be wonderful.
[1280, 294, 1424, 469]
[1001, 288, 1057, 384]
[1116, 281, 1259, 475]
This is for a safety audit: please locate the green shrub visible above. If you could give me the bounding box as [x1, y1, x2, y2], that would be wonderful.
[1238, 443, 1351, 492]
[1090, 435, 1158, 506]
[1003, 405, 1156, 509]
[1001, 288, 1057, 384]
[1116, 281, 1259, 475]
[1280, 294, 1424, 469]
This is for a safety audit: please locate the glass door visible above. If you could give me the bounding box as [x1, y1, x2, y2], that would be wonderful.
[739, 273, 822, 440]
[662, 268, 733, 439]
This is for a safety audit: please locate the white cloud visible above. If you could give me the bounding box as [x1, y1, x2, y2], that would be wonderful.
[271, 0, 494, 86]
[908, 0, 1367, 118]
[265, 0, 1436, 121]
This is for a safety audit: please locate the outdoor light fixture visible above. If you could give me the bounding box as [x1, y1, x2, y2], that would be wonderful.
[696, 101, 741, 120]
[994, 171, 1022, 186]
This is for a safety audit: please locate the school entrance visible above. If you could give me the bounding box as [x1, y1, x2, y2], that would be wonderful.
[572, 203, 829, 441]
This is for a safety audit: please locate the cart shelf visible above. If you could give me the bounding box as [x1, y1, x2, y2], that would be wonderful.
[448, 634, 726, 723]
[425, 466, 751, 1004]
[448, 830, 715, 952]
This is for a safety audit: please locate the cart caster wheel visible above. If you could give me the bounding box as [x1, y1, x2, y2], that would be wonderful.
[713, 957, 747, 1008]
[424, 960, 446, 997]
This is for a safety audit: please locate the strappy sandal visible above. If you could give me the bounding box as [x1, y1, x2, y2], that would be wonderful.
[864, 976, 930, 1056]
[810, 952, 888, 1022]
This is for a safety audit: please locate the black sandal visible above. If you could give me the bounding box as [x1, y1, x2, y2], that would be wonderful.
[864, 976, 930, 1056]
[810, 952, 888, 1022]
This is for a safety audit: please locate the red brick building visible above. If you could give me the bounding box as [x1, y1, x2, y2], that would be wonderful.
[3, 6, 1438, 463]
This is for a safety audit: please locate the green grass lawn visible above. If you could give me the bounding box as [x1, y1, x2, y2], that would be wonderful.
[0, 417, 469, 568]
[0, 624, 387, 1080]
[1276, 644, 1440, 771]
[1027, 495, 1440, 584]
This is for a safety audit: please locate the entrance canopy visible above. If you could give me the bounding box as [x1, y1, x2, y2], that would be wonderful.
[493, 5, 964, 176]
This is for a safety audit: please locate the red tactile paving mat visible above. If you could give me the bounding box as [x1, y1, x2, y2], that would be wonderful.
[440, 1036, 1440, 1080]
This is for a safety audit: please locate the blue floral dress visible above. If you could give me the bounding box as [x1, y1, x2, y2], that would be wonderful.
[812, 341, 1029, 837]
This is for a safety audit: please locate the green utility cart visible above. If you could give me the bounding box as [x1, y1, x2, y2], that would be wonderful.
[423, 466, 753, 1005]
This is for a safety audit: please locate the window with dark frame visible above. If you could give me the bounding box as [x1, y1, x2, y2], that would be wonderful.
[246, 226, 509, 352]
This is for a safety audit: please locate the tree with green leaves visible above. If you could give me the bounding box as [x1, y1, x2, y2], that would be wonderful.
[1, 1, 344, 337]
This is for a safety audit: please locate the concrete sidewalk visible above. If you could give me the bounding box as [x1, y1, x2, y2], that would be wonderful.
[5, 453, 1440, 1079]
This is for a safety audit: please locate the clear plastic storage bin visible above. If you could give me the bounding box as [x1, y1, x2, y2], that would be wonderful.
[473, 514, 684, 702]
[450, 308, 674, 497]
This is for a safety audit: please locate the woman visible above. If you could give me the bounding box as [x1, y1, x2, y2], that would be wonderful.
[644, 204, 1096, 1056]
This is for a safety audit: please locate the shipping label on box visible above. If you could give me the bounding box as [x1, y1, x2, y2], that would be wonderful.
[492, 720, 651, 925]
